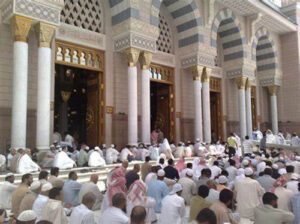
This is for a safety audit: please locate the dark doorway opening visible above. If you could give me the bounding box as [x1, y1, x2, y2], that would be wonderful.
[150, 82, 171, 140]
[210, 91, 222, 142]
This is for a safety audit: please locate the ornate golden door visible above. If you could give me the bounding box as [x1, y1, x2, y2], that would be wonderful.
[251, 86, 257, 129]
[210, 77, 222, 141]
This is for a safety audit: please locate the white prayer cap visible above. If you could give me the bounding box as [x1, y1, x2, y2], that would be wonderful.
[186, 169, 193, 177]
[296, 156, 300, 161]
[41, 182, 53, 192]
[53, 140, 58, 143]
[170, 183, 183, 195]
[278, 168, 287, 175]
[244, 167, 254, 176]
[218, 175, 228, 184]
[95, 146, 100, 151]
[18, 210, 37, 221]
[196, 138, 200, 142]
[291, 173, 299, 180]
[111, 144, 115, 148]
[5, 173, 14, 178]
[85, 146, 89, 150]
[157, 169, 165, 177]
[237, 168, 245, 176]
[242, 160, 249, 166]
[272, 164, 279, 169]
[30, 181, 41, 191]
[50, 144, 55, 148]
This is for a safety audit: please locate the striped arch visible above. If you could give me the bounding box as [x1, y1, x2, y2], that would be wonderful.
[211, 8, 247, 62]
[252, 27, 278, 73]
[108, 0, 140, 26]
[150, 0, 204, 48]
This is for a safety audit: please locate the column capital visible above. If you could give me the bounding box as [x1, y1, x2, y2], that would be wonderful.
[246, 78, 253, 90]
[202, 67, 212, 83]
[268, 85, 278, 96]
[12, 15, 34, 43]
[35, 22, 56, 48]
[124, 47, 140, 67]
[140, 51, 153, 70]
[190, 65, 204, 80]
[235, 77, 248, 89]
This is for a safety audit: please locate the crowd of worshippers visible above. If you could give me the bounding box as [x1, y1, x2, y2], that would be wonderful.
[0, 146, 299, 224]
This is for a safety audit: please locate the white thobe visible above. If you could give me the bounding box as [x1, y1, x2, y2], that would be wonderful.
[33, 194, 49, 222]
[79, 182, 103, 211]
[0, 181, 17, 209]
[226, 166, 238, 183]
[206, 189, 220, 203]
[145, 173, 157, 186]
[7, 153, 13, 169]
[120, 148, 132, 162]
[159, 193, 185, 224]
[286, 180, 299, 194]
[17, 154, 39, 174]
[140, 148, 150, 161]
[274, 187, 294, 212]
[106, 148, 119, 164]
[210, 165, 222, 179]
[149, 146, 159, 161]
[65, 134, 74, 146]
[99, 207, 129, 224]
[291, 136, 300, 146]
[88, 151, 106, 167]
[69, 204, 95, 224]
[53, 151, 75, 169]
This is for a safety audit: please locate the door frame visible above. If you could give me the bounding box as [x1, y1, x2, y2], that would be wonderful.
[149, 63, 176, 142]
[54, 40, 105, 144]
[210, 77, 223, 141]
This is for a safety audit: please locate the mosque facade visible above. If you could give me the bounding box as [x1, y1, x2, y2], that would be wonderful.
[0, 0, 299, 153]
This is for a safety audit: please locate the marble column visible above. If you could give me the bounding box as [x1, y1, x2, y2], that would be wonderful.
[191, 66, 203, 142]
[245, 79, 253, 138]
[235, 77, 247, 140]
[140, 52, 153, 145]
[125, 48, 140, 145]
[35, 22, 56, 151]
[202, 67, 211, 143]
[11, 15, 34, 149]
[268, 85, 278, 134]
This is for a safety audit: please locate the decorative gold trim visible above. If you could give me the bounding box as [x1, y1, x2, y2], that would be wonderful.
[235, 77, 247, 89]
[106, 106, 114, 114]
[50, 101, 54, 111]
[202, 67, 211, 83]
[140, 51, 153, 70]
[223, 115, 228, 122]
[12, 15, 34, 43]
[245, 78, 253, 90]
[176, 112, 181, 118]
[35, 22, 56, 48]
[210, 77, 221, 92]
[190, 65, 203, 81]
[61, 91, 71, 102]
[268, 85, 278, 96]
[124, 47, 140, 67]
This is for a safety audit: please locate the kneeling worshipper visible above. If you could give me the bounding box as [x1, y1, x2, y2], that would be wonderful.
[40, 145, 56, 168]
[106, 144, 119, 164]
[88, 147, 106, 167]
[127, 180, 157, 224]
[159, 183, 185, 224]
[53, 147, 76, 169]
[10, 148, 23, 172]
[17, 149, 40, 174]
[149, 144, 159, 161]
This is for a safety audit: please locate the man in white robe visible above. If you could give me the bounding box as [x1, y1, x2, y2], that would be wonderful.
[88, 148, 106, 167]
[149, 145, 159, 161]
[291, 133, 300, 146]
[159, 183, 185, 224]
[7, 148, 16, 170]
[0, 154, 5, 172]
[77, 146, 89, 167]
[105, 144, 119, 164]
[0, 173, 17, 209]
[40, 145, 56, 168]
[174, 143, 185, 158]
[79, 174, 103, 211]
[70, 192, 96, 224]
[17, 149, 40, 174]
[120, 146, 133, 162]
[53, 147, 76, 169]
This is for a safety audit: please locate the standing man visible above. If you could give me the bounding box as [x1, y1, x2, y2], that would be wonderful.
[147, 169, 169, 213]
[11, 173, 33, 218]
[0, 173, 17, 210]
[178, 169, 197, 205]
[227, 133, 238, 158]
[141, 156, 152, 181]
[33, 182, 52, 222]
[235, 167, 265, 220]
[164, 159, 179, 180]
[63, 171, 82, 206]
[159, 183, 185, 224]
[125, 164, 140, 189]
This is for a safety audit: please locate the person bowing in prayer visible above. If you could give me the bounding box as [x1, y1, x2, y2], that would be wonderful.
[53, 146, 76, 169]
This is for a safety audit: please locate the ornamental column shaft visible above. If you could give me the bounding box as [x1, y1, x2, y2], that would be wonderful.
[236, 77, 247, 140]
[140, 52, 152, 145]
[35, 22, 56, 151]
[191, 66, 203, 142]
[245, 79, 253, 138]
[11, 15, 34, 149]
[268, 86, 278, 134]
[125, 48, 140, 145]
[202, 67, 211, 143]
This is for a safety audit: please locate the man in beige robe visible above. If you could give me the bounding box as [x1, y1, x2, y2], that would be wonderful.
[19, 180, 41, 214]
[42, 187, 68, 224]
[10, 148, 24, 172]
[11, 173, 33, 218]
